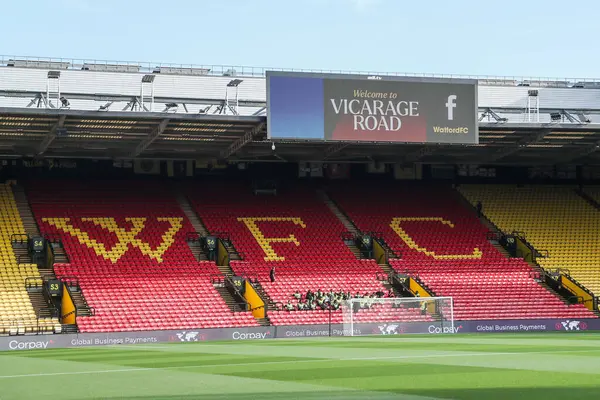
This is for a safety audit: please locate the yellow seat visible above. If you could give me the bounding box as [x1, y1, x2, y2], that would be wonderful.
[459, 185, 600, 295]
[0, 183, 60, 333]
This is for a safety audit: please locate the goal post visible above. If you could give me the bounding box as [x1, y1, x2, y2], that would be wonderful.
[341, 296, 454, 336]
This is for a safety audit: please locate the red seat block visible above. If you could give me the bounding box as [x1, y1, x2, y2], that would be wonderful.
[329, 184, 597, 321]
[28, 180, 259, 333]
[187, 184, 389, 325]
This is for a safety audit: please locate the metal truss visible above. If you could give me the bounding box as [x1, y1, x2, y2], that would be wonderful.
[220, 122, 265, 159]
[401, 145, 440, 164]
[323, 143, 350, 159]
[1, 90, 265, 110]
[555, 139, 600, 164]
[130, 118, 170, 158]
[487, 130, 550, 162]
[37, 115, 66, 156]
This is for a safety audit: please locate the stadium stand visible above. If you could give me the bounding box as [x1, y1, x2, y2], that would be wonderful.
[26, 180, 259, 332]
[329, 184, 595, 321]
[459, 185, 600, 296]
[186, 184, 431, 325]
[0, 183, 60, 334]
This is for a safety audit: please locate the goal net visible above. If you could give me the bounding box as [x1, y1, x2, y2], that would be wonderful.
[341, 296, 454, 336]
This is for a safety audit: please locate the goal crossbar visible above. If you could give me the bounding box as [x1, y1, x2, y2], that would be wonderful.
[341, 296, 454, 336]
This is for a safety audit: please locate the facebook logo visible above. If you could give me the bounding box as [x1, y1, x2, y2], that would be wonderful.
[445, 95, 457, 121]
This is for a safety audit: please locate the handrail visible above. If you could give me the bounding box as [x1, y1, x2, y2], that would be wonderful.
[511, 230, 550, 259]
[4, 54, 600, 83]
[224, 275, 249, 305]
[43, 233, 62, 243]
[60, 276, 80, 287]
[24, 276, 43, 288]
[185, 231, 203, 242]
[240, 273, 259, 284]
[212, 232, 231, 243]
[538, 249, 550, 258]
[10, 233, 29, 244]
[210, 274, 226, 285]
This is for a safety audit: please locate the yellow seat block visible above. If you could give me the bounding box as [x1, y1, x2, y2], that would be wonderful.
[459, 185, 600, 295]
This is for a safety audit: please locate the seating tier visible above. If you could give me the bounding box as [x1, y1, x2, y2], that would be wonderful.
[187, 184, 390, 325]
[460, 185, 600, 296]
[27, 180, 258, 332]
[0, 183, 60, 334]
[329, 184, 594, 321]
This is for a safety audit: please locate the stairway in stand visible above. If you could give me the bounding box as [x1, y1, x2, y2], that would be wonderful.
[69, 287, 93, 316]
[27, 290, 55, 319]
[12, 184, 40, 237]
[318, 190, 360, 235]
[175, 191, 211, 262]
[318, 189, 365, 259]
[214, 286, 245, 312]
[175, 191, 209, 236]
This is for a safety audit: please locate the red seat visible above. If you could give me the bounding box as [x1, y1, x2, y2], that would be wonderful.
[329, 184, 597, 321]
[28, 180, 259, 333]
[187, 184, 392, 325]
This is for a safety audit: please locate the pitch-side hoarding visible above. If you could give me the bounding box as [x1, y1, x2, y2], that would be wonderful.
[2, 318, 597, 351]
[267, 71, 478, 144]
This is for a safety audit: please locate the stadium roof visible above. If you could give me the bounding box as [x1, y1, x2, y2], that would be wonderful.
[1, 55, 600, 165]
[1, 108, 600, 165]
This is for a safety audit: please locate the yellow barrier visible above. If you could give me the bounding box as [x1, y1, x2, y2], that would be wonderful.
[561, 275, 595, 311]
[373, 240, 386, 265]
[217, 239, 230, 266]
[514, 236, 534, 263]
[61, 285, 76, 324]
[243, 281, 265, 319]
[408, 277, 436, 313]
[408, 278, 431, 298]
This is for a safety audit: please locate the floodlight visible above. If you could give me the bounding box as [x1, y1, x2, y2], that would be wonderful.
[227, 79, 243, 87]
[47, 71, 61, 79]
[528, 90, 539, 97]
[142, 74, 155, 83]
[99, 102, 112, 111]
[60, 97, 70, 107]
[550, 113, 562, 122]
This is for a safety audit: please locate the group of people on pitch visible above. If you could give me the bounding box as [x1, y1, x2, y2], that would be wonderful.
[283, 289, 395, 311]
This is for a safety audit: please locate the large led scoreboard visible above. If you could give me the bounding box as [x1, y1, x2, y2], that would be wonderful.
[267, 71, 478, 145]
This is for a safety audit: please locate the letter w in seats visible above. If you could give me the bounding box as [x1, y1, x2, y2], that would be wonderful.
[43, 217, 183, 263]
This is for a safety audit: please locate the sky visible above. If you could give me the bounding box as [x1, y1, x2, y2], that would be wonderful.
[1, 0, 598, 79]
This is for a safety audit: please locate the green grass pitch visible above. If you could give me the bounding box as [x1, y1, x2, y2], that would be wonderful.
[1, 333, 600, 399]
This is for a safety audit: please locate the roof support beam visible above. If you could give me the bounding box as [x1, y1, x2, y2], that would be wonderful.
[220, 122, 265, 159]
[37, 115, 66, 156]
[401, 145, 439, 164]
[555, 140, 600, 164]
[487, 129, 550, 162]
[130, 118, 169, 158]
[323, 142, 349, 159]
